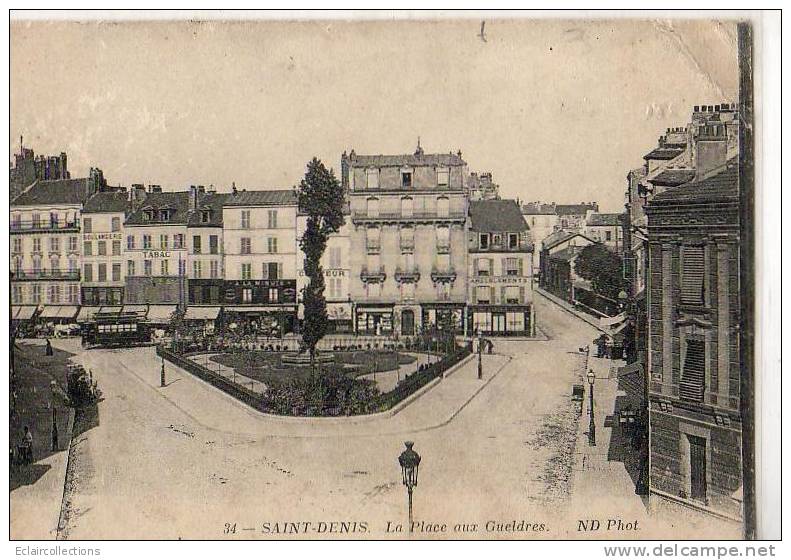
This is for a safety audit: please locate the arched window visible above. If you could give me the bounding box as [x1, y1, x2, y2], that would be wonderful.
[437, 196, 449, 218]
[401, 197, 413, 218]
[366, 197, 379, 218]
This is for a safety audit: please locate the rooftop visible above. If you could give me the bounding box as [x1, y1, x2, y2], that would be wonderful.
[346, 147, 466, 168]
[643, 147, 685, 161]
[83, 191, 129, 214]
[11, 178, 90, 207]
[555, 203, 598, 216]
[587, 212, 623, 227]
[125, 191, 191, 225]
[549, 246, 582, 263]
[648, 169, 696, 187]
[223, 189, 297, 207]
[521, 202, 557, 215]
[542, 229, 595, 251]
[650, 158, 738, 206]
[469, 199, 529, 233]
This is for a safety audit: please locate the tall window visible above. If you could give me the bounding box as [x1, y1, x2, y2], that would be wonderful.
[505, 285, 521, 304]
[178, 259, 186, 276]
[209, 235, 218, 254]
[437, 282, 451, 301]
[68, 285, 79, 304]
[193, 235, 202, 254]
[508, 233, 518, 249]
[267, 237, 278, 253]
[97, 241, 107, 256]
[476, 285, 492, 304]
[240, 237, 251, 254]
[98, 263, 107, 282]
[31, 213, 41, 228]
[366, 197, 379, 218]
[437, 196, 449, 218]
[366, 168, 379, 189]
[193, 261, 202, 279]
[401, 170, 412, 188]
[241, 210, 251, 229]
[401, 197, 413, 218]
[159, 235, 168, 249]
[400, 226, 414, 253]
[143, 235, 152, 249]
[436, 225, 450, 253]
[111, 217, 121, 232]
[680, 338, 706, 403]
[32, 256, 42, 273]
[401, 281, 415, 301]
[505, 257, 520, 276]
[32, 237, 41, 253]
[69, 258, 78, 272]
[83, 218, 92, 233]
[83, 241, 92, 256]
[477, 258, 491, 276]
[160, 260, 169, 276]
[84, 264, 93, 282]
[263, 262, 281, 280]
[127, 235, 135, 250]
[681, 246, 705, 306]
[210, 261, 219, 279]
[31, 285, 41, 304]
[241, 263, 252, 280]
[144, 260, 152, 276]
[479, 234, 489, 249]
[68, 236, 78, 252]
[173, 234, 184, 249]
[50, 255, 60, 272]
[329, 247, 342, 268]
[112, 263, 121, 282]
[242, 288, 253, 303]
[12, 285, 23, 304]
[437, 168, 449, 187]
[112, 240, 121, 256]
[50, 237, 60, 252]
[366, 227, 380, 254]
[267, 210, 278, 228]
[127, 260, 135, 277]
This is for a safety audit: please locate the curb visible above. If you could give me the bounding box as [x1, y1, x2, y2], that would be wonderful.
[535, 288, 606, 333]
[54, 406, 76, 540]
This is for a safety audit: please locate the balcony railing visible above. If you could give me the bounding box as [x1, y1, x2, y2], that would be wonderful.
[366, 242, 381, 254]
[360, 266, 386, 283]
[10, 220, 80, 233]
[11, 269, 81, 281]
[352, 209, 466, 223]
[430, 267, 457, 283]
[394, 267, 420, 283]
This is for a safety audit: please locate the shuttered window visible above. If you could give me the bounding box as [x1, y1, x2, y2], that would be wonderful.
[681, 246, 705, 305]
[680, 339, 705, 403]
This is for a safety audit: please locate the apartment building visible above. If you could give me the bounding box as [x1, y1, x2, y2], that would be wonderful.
[81, 191, 129, 306]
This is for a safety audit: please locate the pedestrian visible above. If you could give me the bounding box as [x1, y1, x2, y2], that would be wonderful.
[21, 426, 33, 464]
[45, 338, 53, 356]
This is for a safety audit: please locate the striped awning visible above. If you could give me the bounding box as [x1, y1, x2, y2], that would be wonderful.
[12, 306, 38, 320]
[224, 306, 294, 313]
[55, 306, 79, 320]
[77, 306, 102, 322]
[184, 307, 220, 320]
[39, 306, 63, 319]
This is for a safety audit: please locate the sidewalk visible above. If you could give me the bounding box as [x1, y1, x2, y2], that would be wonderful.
[568, 353, 648, 521]
[535, 287, 606, 333]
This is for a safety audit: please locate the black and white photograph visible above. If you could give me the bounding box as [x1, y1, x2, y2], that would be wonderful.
[5, 9, 782, 546]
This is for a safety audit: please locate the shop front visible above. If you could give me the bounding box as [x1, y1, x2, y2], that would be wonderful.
[223, 279, 297, 337]
[188, 279, 225, 305]
[421, 303, 465, 334]
[82, 286, 124, 306]
[326, 302, 354, 333]
[355, 305, 394, 336]
[467, 304, 532, 337]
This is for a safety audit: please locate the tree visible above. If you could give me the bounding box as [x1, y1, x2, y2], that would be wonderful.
[297, 158, 346, 378]
[573, 243, 627, 301]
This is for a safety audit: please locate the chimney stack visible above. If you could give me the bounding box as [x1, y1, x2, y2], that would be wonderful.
[695, 124, 728, 181]
[189, 185, 199, 211]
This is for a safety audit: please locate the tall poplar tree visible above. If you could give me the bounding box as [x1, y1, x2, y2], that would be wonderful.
[297, 158, 345, 377]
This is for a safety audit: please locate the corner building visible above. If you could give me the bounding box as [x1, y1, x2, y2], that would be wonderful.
[343, 145, 468, 336]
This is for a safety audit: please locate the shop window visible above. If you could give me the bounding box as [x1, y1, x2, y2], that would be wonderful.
[268, 288, 279, 302]
[242, 288, 253, 303]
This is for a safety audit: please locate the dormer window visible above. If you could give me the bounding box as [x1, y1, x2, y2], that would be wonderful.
[401, 170, 413, 188]
[160, 209, 172, 221]
[437, 167, 449, 187]
[201, 210, 211, 223]
[366, 168, 379, 190]
[143, 210, 153, 221]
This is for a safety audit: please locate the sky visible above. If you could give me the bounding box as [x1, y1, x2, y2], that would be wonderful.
[10, 17, 739, 212]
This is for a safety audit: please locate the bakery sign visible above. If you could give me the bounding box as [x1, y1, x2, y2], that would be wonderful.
[83, 232, 123, 241]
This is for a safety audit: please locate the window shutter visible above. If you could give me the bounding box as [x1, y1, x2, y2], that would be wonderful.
[500, 286, 506, 304]
[519, 286, 525, 303]
[262, 263, 268, 279]
[518, 258, 523, 276]
[489, 258, 495, 276]
[278, 263, 283, 279]
[490, 286, 495, 304]
[681, 246, 705, 305]
[501, 258, 507, 277]
[680, 339, 706, 402]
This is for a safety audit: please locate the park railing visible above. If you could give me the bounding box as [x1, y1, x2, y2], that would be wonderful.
[373, 341, 472, 411]
[156, 345, 267, 412]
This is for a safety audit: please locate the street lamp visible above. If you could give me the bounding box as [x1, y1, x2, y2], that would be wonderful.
[587, 369, 596, 446]
[160, 357, 166, 387]
[477, 330, 483, 380]
[398, 441, 421, 534]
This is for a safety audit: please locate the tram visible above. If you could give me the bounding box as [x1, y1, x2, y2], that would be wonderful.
[83, 310, 151, 348]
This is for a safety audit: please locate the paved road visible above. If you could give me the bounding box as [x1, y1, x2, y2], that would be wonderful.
[57, 296, 624, 540]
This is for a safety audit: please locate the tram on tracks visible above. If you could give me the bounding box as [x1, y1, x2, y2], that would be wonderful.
[82, 309, 152, 348]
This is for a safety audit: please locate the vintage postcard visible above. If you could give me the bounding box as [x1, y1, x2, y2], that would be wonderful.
[6, 11, 776, 543]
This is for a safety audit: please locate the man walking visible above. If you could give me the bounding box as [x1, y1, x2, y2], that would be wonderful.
[20, 426, 33, 464]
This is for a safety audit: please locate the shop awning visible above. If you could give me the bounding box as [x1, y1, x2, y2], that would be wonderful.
[77, 306, 101, 322]
[600, 311, 628, 328]
[121, 305, 149, 316]
[225, 306, 294, 313]
[12, 306, 38, 320]
[98, 306, 122, 314]
[147, 305, 177, 322]
[56, 306, 79, 320]
[185, 307, 221, 320]
[39, 306, 63, 319]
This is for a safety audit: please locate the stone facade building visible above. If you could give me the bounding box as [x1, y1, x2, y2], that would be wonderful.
[584, 211, 625, 253]
[81, 191, 129, 306]
[343, 145, 468, 336]
[467, 200, 534, 336]
[521, 202, 559, 271]
[644, 156, 742, 523]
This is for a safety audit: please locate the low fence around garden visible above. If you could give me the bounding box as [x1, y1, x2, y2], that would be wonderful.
[156, 341, 473, 417]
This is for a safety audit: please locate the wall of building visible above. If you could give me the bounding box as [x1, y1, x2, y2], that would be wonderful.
[81, 212, 125, 305]
[123, 224, 189, 304]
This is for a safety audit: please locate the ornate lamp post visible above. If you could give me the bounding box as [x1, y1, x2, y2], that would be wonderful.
[398, 441, 421, 533]
[587, 369, 596, 446]
[160, 357, 166, 387]
[477, 330, 483, 380]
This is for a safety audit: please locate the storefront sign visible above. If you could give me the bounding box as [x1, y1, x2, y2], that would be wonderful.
[298, 269, 347, 277]
[83, 232, 123, 241]
[142, 250, 174, 259]
[470, 276, 530, 284]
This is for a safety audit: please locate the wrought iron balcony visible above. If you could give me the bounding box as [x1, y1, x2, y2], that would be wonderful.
[394, 267, 420, 283]
[360, 266, 386, 283]
[10, 220, 80, 233]
[11, 269, 81, 281]
[430, 267, 457, 283]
